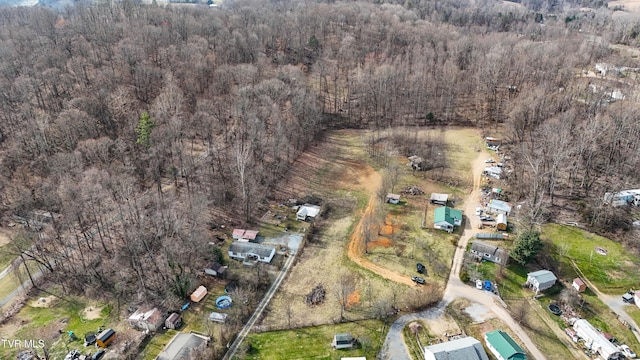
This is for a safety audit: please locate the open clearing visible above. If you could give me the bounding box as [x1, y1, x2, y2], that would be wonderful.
[543, 223, 640, 294]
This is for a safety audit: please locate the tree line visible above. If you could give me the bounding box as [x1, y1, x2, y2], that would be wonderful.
[0, 0, 638, 311]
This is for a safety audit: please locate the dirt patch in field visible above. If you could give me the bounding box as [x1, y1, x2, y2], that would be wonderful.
[422, 314, 461, 339]
[346, 290, 360, 308]
[30, 295, 58, 308]
[368, 237, 392, 249]
[82, 306, 102, 320]
[0, 229, 13, 247]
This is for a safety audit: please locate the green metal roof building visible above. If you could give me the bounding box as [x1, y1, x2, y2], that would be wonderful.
[433, 206, 463, 232]
[484, 330, 527, 360]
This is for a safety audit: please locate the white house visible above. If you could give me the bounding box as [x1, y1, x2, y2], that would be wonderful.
[228, 241, 276, 263]
[127, 308, 164, 332]
[573, 319, 622, 360]
[526, 270, 557, 292]
[424, 336, 489, 360]
[296, 204, 321, 221]
[484, 330, 527, 360]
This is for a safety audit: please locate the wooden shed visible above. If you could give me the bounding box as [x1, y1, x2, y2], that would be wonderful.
[165, 313, 182, 330]
[572, 278, 586, 292]
[96, 328, 115, 348]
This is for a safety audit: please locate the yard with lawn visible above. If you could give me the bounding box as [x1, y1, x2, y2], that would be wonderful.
[543, 224, 640, 294]
[1, 290, 114, 359]
[242, 319, 385, 359]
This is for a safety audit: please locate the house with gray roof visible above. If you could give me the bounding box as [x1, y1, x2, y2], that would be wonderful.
[487, 199, 512, 215]
[526, 270, 557, 292]
[228, 241, 276, 263]
[470, 241, 508, 266]
[424, 336, 489, 360]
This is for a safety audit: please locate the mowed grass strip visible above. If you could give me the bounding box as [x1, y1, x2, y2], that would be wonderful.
[542, 224, 640, 294]
[244, 319, 384, 360]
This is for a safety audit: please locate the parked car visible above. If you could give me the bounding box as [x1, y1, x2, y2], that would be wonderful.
[475, 207, 483, 216]
[623, 293, 635, 303]
[91, 350, 105, 360]
[475, 279, 483, 290]
[485, 159, 495, 163]
[483, 280, 492, 291]
[480, 215, 495, 222]
[411, 276, 425, 285]
[416, 263, 425, 274]
[620, 345, 636, 358]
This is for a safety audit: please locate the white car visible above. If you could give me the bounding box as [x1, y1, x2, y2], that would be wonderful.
[620, 345, 636, 358]
[485, 159, 495, 163]
[475, 279, 483, 290]
[475, 207, 483, 216]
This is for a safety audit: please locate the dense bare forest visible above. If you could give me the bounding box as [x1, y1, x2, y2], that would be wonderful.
[0, 0, 639, 308]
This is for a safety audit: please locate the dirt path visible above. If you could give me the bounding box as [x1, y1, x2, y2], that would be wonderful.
[381, 146, 549, 360]
[345, 165, 416, 287]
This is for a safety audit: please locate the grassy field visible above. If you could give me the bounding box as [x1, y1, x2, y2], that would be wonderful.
[242, 319, 385, 360]
[542, 224, 640, 294]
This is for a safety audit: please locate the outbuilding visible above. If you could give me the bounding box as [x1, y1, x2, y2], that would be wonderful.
[165, 312, 182, 330]
[204, 262, 227, 277]
[430, 193, 449, 206]
[496, 213, 507, 231]
[332, 333, 355, 350]
[190, 285, 208, 303]
[572, 278, 586, 293]
[296, 204, 321, 221]
[526, 270, 557, 293]
[96, 328, 115, 348]
[386, 193, 401, 204]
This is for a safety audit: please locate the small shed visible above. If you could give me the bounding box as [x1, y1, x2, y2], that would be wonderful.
[430, 193, 449, 206]
[386, 193, 401, 204]
[208, 312, 228, 323]
[487, 199, 512, 216]
[332, 333, 355, 350]
[190, 285, 208, 303]
[296, 204, 321, 221]
[165, 312, 182, 330]
[205, 262, 227, 277]
[96, 328, 115, 348]
[496, 213, 507, 231]
[232, 229, 259, 242]
[572, 278, 586, 293]
[526, 270, 557, 292]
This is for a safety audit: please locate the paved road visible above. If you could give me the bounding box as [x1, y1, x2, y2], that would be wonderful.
[222, 245, 300, 360]
[379, 151, 548, 360]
